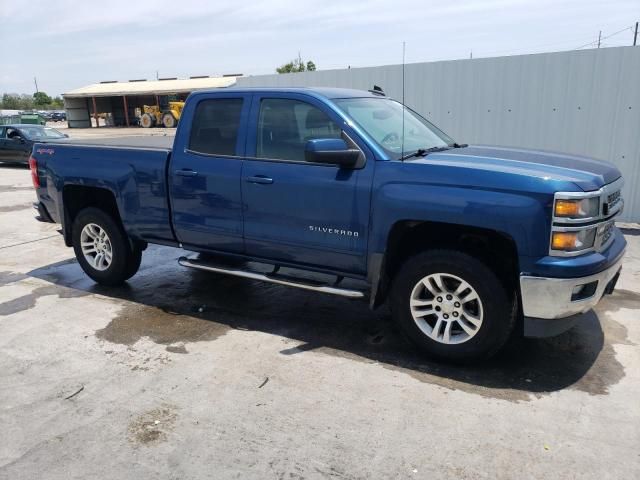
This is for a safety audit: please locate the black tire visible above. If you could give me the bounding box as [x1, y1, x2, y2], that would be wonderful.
[124, 247, 143, 280]
[390, 249, 516, 362]
[162, 113, 177, 128]
[72, 207, 141, 286]
[140, 113, 154, 128]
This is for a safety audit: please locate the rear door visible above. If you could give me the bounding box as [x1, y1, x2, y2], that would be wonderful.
[169, 93, 251, 252]
[241, 93, 374, 275]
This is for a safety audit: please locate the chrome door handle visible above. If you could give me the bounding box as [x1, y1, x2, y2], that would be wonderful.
[246, 175, 273, 184]
[175, 169, 198, 177]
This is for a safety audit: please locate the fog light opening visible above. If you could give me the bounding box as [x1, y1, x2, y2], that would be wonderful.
[572, 285, 585, 296]
[571, 281, 598, 301]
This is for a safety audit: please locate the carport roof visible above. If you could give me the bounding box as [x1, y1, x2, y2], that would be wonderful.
[63, 76, 237, 98]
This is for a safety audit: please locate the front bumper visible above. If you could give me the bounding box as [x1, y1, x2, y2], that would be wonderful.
[520, 253, 624, 337]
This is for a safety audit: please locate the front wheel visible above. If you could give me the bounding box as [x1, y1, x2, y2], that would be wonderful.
[72, 207, 142, 286]
[390, 250, 516, 362]
[162, 113, 177, 128]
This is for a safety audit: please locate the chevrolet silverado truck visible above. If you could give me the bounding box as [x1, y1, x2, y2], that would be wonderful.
[30, 87, 626, 361]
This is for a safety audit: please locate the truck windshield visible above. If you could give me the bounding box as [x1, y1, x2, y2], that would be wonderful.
[333, 97, 454, 160]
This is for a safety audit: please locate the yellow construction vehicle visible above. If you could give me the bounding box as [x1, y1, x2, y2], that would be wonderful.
[138, 101, 185, 128]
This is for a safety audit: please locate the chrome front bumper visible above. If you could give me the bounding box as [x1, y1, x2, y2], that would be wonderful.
[520, 255, 623, 321]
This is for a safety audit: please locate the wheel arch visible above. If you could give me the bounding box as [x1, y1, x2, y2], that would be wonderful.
[370, 220, 520, 308]
[61, 185, 123, 247]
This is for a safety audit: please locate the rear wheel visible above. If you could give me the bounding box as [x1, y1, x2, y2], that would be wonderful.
[140, 113, 155, 128]
[390, 249, 516, 362]
[124, 248, 143, 280]
[72, 207, 142, 286]
[162, 113, 177, 128]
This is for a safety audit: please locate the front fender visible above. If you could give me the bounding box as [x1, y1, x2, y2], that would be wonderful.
[369, 183, 551, 260]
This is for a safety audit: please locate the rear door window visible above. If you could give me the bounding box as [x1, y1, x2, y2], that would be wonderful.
[188, 98, 244, 156]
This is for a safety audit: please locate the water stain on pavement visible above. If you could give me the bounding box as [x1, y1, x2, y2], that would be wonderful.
[27, 245, 634, 402]
[0, 203, 32, 213]
[599, 289, 640, 320]
[127, 405, 177, 446]
[0, 185, 34, 193]
[165, 344, 189, 354]
[0, 270, 27, 286]
[0, 284, 88, 316]
[96, 303, 228, 346]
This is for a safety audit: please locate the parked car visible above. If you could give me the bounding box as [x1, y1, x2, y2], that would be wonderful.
[0, 124, 68, 164]
[30, 87, 626, 361]
[51, 112, 67, 122]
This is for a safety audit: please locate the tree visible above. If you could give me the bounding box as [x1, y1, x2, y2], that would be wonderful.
[52, 96, 64, 109]
[276, 53, 317, 74]
[1, 93, 38, 110]
[33, 91, 52, 107]
[1, 93, 22, 109]
[20, 94, 35, 110]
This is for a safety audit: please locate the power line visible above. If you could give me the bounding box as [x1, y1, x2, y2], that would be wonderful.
[478, 28, 625, 58]
[575, 25, 635, 50]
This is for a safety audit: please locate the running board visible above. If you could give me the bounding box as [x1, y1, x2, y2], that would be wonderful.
[178, 257, 366, 299]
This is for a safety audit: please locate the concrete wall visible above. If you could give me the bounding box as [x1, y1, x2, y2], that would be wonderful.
[238, 47, 640, 222]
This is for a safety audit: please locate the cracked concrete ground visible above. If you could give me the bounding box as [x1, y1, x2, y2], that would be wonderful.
[0, 165, 639, 479]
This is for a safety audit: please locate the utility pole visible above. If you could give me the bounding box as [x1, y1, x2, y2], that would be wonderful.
[597, 30, 601, 48]
[34, 77, 39, 93]
[470, 50, 473, 59]
[634, 22, 638, 46]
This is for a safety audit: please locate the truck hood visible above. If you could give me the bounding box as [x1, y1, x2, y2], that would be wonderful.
[418, 145, 620, 191]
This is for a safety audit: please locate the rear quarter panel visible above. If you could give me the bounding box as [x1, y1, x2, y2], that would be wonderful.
[33, 143, 174, 243]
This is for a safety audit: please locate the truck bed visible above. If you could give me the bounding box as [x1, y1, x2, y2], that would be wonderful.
[61, 134, 174, 149]
[32, 142, 176, 245]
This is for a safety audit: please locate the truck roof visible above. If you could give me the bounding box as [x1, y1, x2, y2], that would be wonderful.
[194, 86, 382, 100]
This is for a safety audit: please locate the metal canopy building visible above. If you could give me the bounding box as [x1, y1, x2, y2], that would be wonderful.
[62, 76, 238, 128]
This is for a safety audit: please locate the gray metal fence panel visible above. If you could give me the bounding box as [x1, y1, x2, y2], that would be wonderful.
[238, 47, 640, 222]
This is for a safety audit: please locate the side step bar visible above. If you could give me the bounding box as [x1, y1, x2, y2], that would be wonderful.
[178, 257, 366, 299]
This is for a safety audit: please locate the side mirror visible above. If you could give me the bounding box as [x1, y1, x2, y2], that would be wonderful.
[13, 136, 25, 144]
[304, 138, 361, 168]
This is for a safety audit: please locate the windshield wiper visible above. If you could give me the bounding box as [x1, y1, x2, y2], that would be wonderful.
[399, 146, 451, 161]
[448, 142, 468, 148]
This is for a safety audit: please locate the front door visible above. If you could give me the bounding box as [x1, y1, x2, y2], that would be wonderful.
[241, 94, 373, 275]
[0, 128, 31, 163]
[169, 93, 251, 253]
[0, 127, 7, 161]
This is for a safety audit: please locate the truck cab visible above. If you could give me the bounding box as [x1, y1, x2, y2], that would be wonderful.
[31, 87, 626, 362]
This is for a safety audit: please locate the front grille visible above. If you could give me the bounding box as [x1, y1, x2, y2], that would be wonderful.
[598, 220, 615, 248]
[604, 189, 622, 216]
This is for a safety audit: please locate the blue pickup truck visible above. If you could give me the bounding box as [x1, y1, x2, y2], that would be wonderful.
[30, 87, 626, 361]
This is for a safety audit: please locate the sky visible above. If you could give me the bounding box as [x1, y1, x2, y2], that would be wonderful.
[1, 0, 638, 96]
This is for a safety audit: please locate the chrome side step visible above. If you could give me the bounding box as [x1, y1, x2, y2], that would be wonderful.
[178, 257, 366, 299]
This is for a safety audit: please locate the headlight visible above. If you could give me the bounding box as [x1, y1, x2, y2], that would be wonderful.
[554, 197, 599, 219]
[551, 228, 597, 252]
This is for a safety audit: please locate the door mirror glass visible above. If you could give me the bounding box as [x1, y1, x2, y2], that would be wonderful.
[304, 138, 360, 168]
